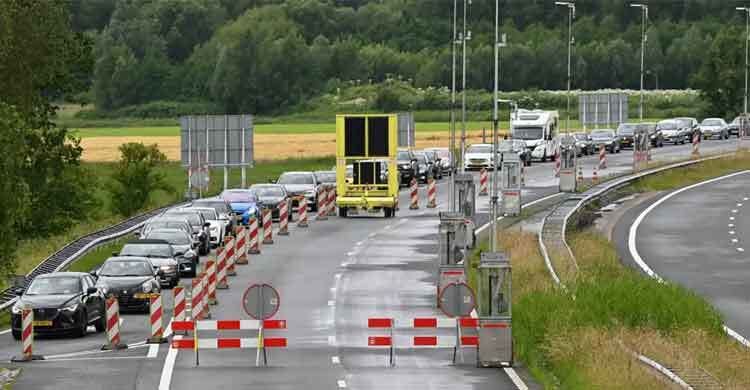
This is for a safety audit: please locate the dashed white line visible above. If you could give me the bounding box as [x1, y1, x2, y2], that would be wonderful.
[729, 224, 735, 227]
[334, 273, 342, 280]
[0, 329, 11, 335]
[158, 335, 181, 390]
[147, 343, 159, 358]
[744, 197, 749, 201]
[730, 216, 736, 221]
[738, 203, 744, 207]
[504, 367, 530, 390]
[328, 335, 337, 346]
[337, 379, 347, 388]
[732, 238, 739, 243]
[730, 231, 736, 235]
[738, 248, 745, 252]
[732, 209, 739, 213]
[331, 355, 341, 364]
[327, 300, 335, 307]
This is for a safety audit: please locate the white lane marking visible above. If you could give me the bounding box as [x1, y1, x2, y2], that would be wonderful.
[334, 273, 342, 280]
[147, 343, 159, 358]
[732, 239, 739, 244]
[504, 367, 530, 390]
[328, 335, 336, 346]
[730, 231, 736, 235]
[628, 170, 750, 347]
[0, 329, 11, 335]
[744, 197, 749, 201]
[327, 300, 335, 307]
[337, 379, 347, 388]
[729, 224, 735, 227]
[730, 216, 736, 221]
[738, 203, 744, 207]
[330, 287, 337, 294]
[158, 335, 181, 390]
[331, 355, 340, 364]
[40, 356, 148, 362]
[732, 209, 739, 213]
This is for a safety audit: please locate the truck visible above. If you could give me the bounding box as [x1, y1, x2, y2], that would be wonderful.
[510, 109, 560, 162]
[335, 113, 414, 218]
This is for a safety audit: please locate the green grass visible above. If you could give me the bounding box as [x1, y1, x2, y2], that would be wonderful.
[67, 239, 127, 273]
[629, 150, 750, 192]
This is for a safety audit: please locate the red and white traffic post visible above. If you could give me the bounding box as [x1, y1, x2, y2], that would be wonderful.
[297, 197, 309, 228]
[599, 144, 607, 170]
[692, 131, 700, 157]
[102, 295, 126, 350]
[326, 185, 336, 216]
[173, 286, 186, 321]
[215, 247, 229, 289]
[427, 178, 437, 208]
[206, 260, 218, 305]
[226, 235, 237, 277]
[554, 147, 561, 178]
[191, 277, 204, 320]
[592, 166, 599, 185]
[147, 294, 166, 344]
[278, 200, 290, 236]
[235, 226, 248, 265]
[409, 178, 419, 210]
[367, 318, 395, 367]
[262, 208, 274, 244]
[11, 305, 40, 362]
[248, 217, 261, 254]
[479, 168, 489, 196]
[316, 187, 328, 221]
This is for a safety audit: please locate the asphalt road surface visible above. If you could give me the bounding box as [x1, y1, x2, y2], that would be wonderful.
[614, 169, 750, 341]
[0, 138, 740, 389]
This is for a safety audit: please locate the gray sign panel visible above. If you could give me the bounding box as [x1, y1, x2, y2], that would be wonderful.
[579, 93, 629, 128]
[438, 282, 476, 318]
[397, 112, 416, 147]
[243, 284, 280, 320]
[180, 115, 254, 168]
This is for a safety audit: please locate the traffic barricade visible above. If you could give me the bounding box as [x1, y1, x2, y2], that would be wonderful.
[102, 296, 127, 350]
[427, 178, 437, 208]
[262, 208, 274, 244]
[216, 247, 229, 290]
[206, 260, 217, 305]
[326, 185, 336, 216]
[225, 236, 237, 277]
[11, 305, 43, 361]
[599, 144, 607, 169]
[367, 318, 394, 367]
[297, 196, 309, 228]
[278, 200, 290, 236]
[409, 178, 419, 210]
[248, 217, 261, 254]
[479, 168, 488, 196]
[554, 148, 561, 178]
[316, 187, 328, 221]
[173, 287, 186, 321]
[147, 294, 167, 344]
[170, 319, 287, 367]
[235, 226, 248, 265]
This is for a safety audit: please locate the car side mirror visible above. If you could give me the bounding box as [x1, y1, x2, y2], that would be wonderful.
[157, 270, 165, 277]
[111, 251, 119, 256]
[203, 222, 211, 228]
[89, 270, 98, 278]
[174, 251, 184, 257]
[86, 287, 98, 295]
[133, 231, 140, 238]
[15, 288, 23, 296]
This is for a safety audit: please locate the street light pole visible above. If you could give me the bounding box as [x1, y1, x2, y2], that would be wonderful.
[491, 0, 506, 253]
[449, 0, 458, 212]
[555, 2, 575, 134]
[631, 3, 648, 121]
[737, 7, 750, 116]
[460, 0, 471, 174]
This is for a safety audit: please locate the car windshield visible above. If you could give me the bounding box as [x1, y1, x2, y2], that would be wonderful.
[252, 187, 285, 197]
[165, 212, 201, 226]
[99, 261, 153, 277]
[733, 117, 744, 124]
[467, 145, 492, 154]
[185, 208, 216, 220]
[428, 149, 450, 158]
[657, 121, 678, 130]
[221, 191, 256, 203]
[120, 244, 172, 258]
[192, 201, 229, 213]
[573, 133, 588, 141]
[617, 124, 637, 135]
[315, 173, 336, 183]
[674, 119, 694, 128]
[498, 141, 522, 152]
[702, 119, 723, 126]
[513, 127, 544, 140]
[590, 130, 613, 138]
[278, 173, 314, 185]
[397, 151, 411, 161]
[26, 277, 81, 295]
[146, 221, 186, 232]
[147, 231, 190, 245]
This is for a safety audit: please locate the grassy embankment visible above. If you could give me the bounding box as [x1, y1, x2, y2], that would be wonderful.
[14, 156, 335, 279]
[469, 151, 750, 388]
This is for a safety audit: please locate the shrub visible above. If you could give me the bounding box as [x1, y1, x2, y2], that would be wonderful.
[107, 143, 174, 217]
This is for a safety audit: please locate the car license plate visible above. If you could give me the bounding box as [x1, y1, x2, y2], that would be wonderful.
[134, 293, 159, 299]
[33, 320, 52, 327]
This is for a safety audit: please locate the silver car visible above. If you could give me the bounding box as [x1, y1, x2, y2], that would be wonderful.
[699, 118, 729, 140]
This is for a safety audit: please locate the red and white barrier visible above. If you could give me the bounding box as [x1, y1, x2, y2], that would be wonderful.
[592, 166, 599, 185]
[235, 226, 248, 265]
[367, 318, 394, 366]
[427, 178, 437, 208]
[692, 132, 700, 157]
[173, 287, 186, 321]
[297, 197, 309, 228]
[409, 178, 419, 210]
[206, 260, 217, 305]
[278, 200, 290, 236]
[102, 296, 126, 350]
[554, 148, 561, 178]
[316, 187, 328, 221]
[148, 294, 166, 344]
[21, 307, 33, 359]
[577, 165, 583, 184]
[191, 277, 204, 320]
[171, 319, 287, 367]
[225, 235, 237, 277]
[326, 186, 336, 216]
[248, 217, 261, 254]
[479, 168, 488, 196]
[521, 165, 526, 187]
[599, 144, 607, 169]
[262, 208, 274, 244]
[215, 247, 229, 290]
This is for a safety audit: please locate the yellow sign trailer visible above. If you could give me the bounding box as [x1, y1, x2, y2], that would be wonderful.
[335, 114, 399, 218]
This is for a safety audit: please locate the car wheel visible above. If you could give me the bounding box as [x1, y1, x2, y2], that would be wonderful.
[12, 329, 21, 340]
[339, 207, 348, 218]
[95, 306, 106, 333]
[74, 311, 87, 338]
[384, 207, 392, 218]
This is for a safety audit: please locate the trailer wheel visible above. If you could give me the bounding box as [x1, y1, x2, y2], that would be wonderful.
[339, 207, 348, 218]
[384, 207, 392, 218]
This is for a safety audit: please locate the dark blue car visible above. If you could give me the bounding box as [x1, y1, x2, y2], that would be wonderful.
[220, 189, 259, 225]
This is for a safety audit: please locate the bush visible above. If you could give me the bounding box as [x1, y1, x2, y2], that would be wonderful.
[75, 100, 220, 120]
[107, 143, 174, 217]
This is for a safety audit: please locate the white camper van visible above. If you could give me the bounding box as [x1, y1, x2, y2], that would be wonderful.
[510, 109, 560, 162]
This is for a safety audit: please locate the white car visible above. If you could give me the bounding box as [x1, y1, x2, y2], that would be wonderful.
[463, 144, 494, 170]
[179, 207, 224, 248]
[699, 118, 729, 140]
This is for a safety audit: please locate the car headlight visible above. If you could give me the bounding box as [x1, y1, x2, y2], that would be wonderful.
[142, 281, 153, 293]
[160, 265, 176, 272]
[11, 303, 22, 314]
[61, 302, 79, 313]
[185, 249, 196, 258]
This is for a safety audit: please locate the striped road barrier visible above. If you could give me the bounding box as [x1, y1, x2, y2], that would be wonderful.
[235, 226, 248, 265]
[479, 168, 488, 196]
[147, 294, 167, 344]
[262, 208, 274, 244]
[102, 296, 126, 350]
[248, 217, 260, 254]
[278, 200, 290, 236]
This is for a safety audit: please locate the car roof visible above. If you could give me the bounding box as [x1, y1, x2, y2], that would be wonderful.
[250, 183, 284, 188]
[125, 239, 170, 245]
[280, 171, 313, 175]
[194, 196, 224, 202]
[106, 256, 152, 262]
[468, 143, 493, 147]
[149, 217, 190, 225]
[146, 228, 188, 236]
[314, 170, 335, 174]
[37, 272, 86, 278]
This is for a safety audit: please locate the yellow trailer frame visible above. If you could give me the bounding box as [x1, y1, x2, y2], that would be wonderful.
[335, 114, 399, 216]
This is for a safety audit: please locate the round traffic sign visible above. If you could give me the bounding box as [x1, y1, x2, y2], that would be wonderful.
[189, 168, 210, 190]
[242, 283, 280, 320]
[438, 282, 476, 318]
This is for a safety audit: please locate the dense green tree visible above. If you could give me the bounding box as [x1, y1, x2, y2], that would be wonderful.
[692, 27, 744, 118]
[108, 143, 173, 217]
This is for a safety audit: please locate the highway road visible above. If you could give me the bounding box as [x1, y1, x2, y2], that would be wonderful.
[0, 138, 740, 389]
[614, 169, 750, 341]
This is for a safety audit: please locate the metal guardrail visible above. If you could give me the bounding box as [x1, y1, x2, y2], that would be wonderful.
[0, 202, 187, 311]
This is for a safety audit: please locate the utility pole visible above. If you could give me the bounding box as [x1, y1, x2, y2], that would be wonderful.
[491, 0, 506, 253]
[737, 7, 750, 116]
[555, 2, 575, 134]
[449, 0, 458, 212]
[459, 0, 471, 174]
[631, 3, 648, 121]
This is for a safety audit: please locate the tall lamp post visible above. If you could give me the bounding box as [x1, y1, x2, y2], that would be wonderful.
[737, 7, 750, 117]
[555, 1, 575, 134]
[631, 3, 648, 121]
[491, 0, 507, 253]
[459, 0, 472, 174]
[449, 0, 458, 211]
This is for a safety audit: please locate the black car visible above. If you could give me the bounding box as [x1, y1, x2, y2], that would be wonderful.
[616, 123, 638, 149]
[142, 229, 199, 277]
[95, 257, 162, 313]
[250, 184, 292, 222]
[117, 239, 180, 288]
[396, 149, 417, 186]
[161, 210, 210, 255]
[638, 122, 664, 148]
[499, 139, 533, 166]
[11, 272, 106, 339]
[727, 116, 748, 138]
[572, 132, 594, 155]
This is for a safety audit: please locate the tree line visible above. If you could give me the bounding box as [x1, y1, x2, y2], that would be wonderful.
[76, 0, 749, 117]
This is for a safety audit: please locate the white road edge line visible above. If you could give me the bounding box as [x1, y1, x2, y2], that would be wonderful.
[158, 335, 181, 390]
[337, 379, 347, 388]
[475, 192, 566, 235]
[504, 367, 530, 390]
[0, 329, 11, 335]
[628, 170, 750, 348]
